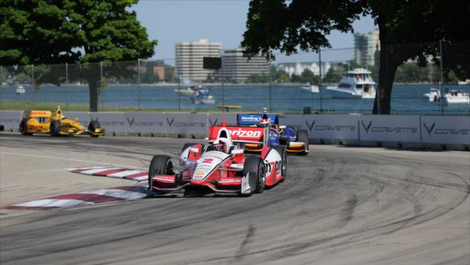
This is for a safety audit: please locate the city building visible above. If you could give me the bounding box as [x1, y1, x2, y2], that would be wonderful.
[146, 60, 165, 80]
[175, 39, 221, 81]
[354, 30, 380, 66]
[277, 62, 331, 78]
[221, 48, 270, 83]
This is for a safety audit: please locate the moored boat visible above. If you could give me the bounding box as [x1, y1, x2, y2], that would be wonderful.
[326, 68, 376, 99]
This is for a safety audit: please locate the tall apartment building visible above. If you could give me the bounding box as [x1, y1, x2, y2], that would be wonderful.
[175, 39, 221, 81]
[221, 48, 269, 83]
[354, 30, 380, 66]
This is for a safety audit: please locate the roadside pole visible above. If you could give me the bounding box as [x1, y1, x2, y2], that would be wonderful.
[318, 49, 323, 113]
[268, 52, 272, 112]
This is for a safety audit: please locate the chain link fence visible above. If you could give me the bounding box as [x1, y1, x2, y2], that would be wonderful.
[1, 42, 469, 115]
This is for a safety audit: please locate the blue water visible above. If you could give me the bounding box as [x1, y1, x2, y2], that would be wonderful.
[1, 84, 469, 114]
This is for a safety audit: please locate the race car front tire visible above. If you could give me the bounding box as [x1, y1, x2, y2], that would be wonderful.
[297, 130, 309, 155]
[148, 155, 174, 190]
[50, 120, 61, 136]
[242, 156, 265, 195]
[19, 118, 32, 135]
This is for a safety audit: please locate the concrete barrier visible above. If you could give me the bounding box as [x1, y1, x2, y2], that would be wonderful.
[359, 115, 420, 143]
[421, 115, 470, 145]
[1, 110, 468, 149]
[0, 111, 23, 131]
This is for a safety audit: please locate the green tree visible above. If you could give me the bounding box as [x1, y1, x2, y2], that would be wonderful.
[274, 69, 289, 83]
[300, 69, 316, 83]
[323, 67, 346, 84]
[0, 0, 157, 111]
[164, 65, 175, 83]
[246, 73, 269, 83]
[242, 0, 470, 114]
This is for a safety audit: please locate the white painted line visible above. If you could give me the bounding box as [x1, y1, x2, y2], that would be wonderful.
[14, 199, 94, 208]
[79, 189, 148, 200]
[133, 176, 148, 182]
[108, 170, 146, 178]
[79, 168, 120, 175]
[65, 166, 107, 171]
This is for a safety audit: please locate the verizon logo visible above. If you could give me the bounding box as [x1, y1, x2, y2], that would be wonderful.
[228, 128, 262, 138]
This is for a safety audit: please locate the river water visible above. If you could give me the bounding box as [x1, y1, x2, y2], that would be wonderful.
[1, 84, 469, 115]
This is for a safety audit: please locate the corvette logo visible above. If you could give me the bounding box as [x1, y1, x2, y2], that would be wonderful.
[423, 122, 435, 135]
[209, 118, 218, 126]
[305, 120, 315, 131]
[127, 117, 135, 126]
[166, 118, 174, 127]
[361, 120, 372, 133]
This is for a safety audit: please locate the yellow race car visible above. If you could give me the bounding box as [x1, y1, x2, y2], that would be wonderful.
[19, 106, 105, 137]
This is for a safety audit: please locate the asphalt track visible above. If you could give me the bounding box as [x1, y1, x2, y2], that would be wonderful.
[0, 134, 469, 265]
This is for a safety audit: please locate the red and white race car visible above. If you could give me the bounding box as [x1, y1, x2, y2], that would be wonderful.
[148, 124, 287, 196]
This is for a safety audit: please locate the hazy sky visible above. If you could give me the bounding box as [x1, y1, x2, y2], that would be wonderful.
[132, 0, 377, 64]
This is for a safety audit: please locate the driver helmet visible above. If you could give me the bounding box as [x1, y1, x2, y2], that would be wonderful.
[260, 114, 271, 128]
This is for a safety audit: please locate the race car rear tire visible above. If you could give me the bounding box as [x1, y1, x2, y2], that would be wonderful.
[242, 156, 265, 195]
[274, 146, 287, 182]
[148, 155, 174, 190]
[50, 120, 61, 137]
[297, 130, 309, 156]
[88, 120, 101, 138]
[19, 118, 32, 135]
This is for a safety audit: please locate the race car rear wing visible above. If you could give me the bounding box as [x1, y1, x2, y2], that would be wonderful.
[237, 114, 279, 126]
[208, 125, 269, 146]
[27, 110, 52, 118]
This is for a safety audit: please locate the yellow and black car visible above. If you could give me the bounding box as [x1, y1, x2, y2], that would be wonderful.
[19, 106, 104, 137]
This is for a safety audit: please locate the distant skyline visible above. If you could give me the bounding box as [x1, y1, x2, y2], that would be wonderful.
[132, 0, 377, 65]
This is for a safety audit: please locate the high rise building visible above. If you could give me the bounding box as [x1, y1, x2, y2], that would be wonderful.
[354, 30, 380, 66]
[175, 39, 221, 81]
[221, 48, 269, 83]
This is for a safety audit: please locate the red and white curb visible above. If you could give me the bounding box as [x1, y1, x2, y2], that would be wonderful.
[1, 186, 152, 210]
[1, 167, 152, 210]
[66, 166, 149, 183]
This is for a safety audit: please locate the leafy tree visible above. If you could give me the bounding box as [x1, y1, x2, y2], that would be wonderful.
[142, 68, 159, 84]
[0, 0, 157, 111]
[323, 66, 347, 84]
[290, 74, 302, 83]
[246, 73, 269, 83]
[164, 65, 175, 83]
[274, 68, 289, 83]
[242, 0, 470, 114]
[300, 69, 316, 83]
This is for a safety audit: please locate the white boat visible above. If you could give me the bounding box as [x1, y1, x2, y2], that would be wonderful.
[326, 68, 376, 99]
[442, 90, 470, 105]
[424, 88, 441, 102]
[16, 84, 25, 94]
[424, 88, 470, 104]
[174, 85, 208, 96]
[190, 91, 215, 104]
[300, 83, 319, 93]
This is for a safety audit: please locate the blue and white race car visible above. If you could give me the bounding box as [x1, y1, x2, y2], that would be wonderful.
[237, 113, 309, 155]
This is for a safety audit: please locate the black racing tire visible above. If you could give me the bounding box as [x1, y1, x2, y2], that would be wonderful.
[148, 155, 174, 190]
[50, 120, 61, 136]
[274, 146, 287, 182]
[242, 156, 265, 196]
[297, 130, 309, 156]
[19, 118, 32, 135]
[88, 120, 101, 137]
